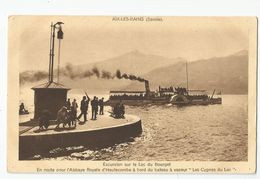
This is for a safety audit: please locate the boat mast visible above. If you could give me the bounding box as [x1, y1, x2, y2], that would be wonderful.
[186, 61, 189, 93]
[210, 89, 216, 99]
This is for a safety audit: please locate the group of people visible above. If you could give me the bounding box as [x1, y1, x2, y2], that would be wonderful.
[55, 105, 77, 129]
[159, 86, 175, 92]
[38, 94, 105, 130]
[175, 87, 188, 95]
[38, 106, 77, 130]
[61, 95, 105, 124]
[110, 94, 145, 100]
[37, 94, 128, 131]
[112, 102, 125, 119]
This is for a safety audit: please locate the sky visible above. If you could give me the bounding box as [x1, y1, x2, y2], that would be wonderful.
[8, 16, 249, 72]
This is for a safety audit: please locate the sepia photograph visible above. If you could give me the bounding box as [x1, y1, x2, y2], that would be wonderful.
[7, 16, 257, 173]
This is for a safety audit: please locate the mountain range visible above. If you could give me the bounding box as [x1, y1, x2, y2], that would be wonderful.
[125, 50, 248, 94]
[76, 50, 183, 75]
[21, 50, 248, 94]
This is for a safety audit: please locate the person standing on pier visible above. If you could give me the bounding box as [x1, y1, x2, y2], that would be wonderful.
[99, 97, 104, 115]
[66, 98, 71, 110]
[119, 102, 125, 118]
[55, 106, 68, 129]
[91, 96, 98, 120]
[85, 93, 91, 120]
[95, 97, 99, 117]
[39, 110, 51, 130]
[71, 99, 78, 119]
[77, 95, 90, 123]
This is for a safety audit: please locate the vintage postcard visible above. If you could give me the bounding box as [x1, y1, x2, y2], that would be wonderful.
[8, 16, 257, 173]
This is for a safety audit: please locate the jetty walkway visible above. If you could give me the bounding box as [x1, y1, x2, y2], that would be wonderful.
[19, 113, 142, 159]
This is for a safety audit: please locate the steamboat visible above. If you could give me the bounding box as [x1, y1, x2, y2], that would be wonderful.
[105, 80, 222, 106]
[105, 62, 222, 106]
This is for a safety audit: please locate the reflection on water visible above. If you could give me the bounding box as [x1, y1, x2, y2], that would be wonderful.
[20, 90, 248, 161]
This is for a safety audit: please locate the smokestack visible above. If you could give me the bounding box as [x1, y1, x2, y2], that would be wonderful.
[145, 80, 150, 94]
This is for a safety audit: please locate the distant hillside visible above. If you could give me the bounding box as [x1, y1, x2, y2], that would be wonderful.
[77, 50, 182, 75]
[125, 50, 248, 94]
[20, 50, 248, 94]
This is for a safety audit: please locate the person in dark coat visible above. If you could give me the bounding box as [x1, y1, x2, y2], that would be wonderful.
[95, 97, 99, 116]
[19, 103, 25, 114]
[91, 96, 98, 120]
[71, 99, 78, 118]
[39, 110, 51, 130]
[19, 103, 29, 115]
[66, 98, 71, 110]
[55, 106, 68, 129]
[77, 95, 90, 123]
[118, 102, 125, 118]
[99, 97, 104, 115]
[71, 99, 78, 126]
[113, 103, 120, 118]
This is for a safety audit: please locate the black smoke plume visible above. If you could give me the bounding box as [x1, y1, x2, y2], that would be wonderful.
[20, 63, 148, 84]
[115, 69, 147, 82]
[60, 64, 148, 82]
[20, 71, 48, 85]
[78, 67, 114, 79]
[60, 63, 77, 79]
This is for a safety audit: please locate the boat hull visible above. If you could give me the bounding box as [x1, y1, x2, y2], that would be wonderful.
[104, 99, 169, 106]
[172, 98, 222, 105]
[105, 97, 222, 106]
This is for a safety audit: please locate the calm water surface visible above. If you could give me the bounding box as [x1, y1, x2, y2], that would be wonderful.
[20, 90, 248, 161]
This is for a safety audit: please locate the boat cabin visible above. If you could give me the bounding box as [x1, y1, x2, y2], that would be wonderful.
[109, 91, 147, 100]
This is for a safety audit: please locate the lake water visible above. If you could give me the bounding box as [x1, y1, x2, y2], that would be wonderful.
[20, 89, 248, 161]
